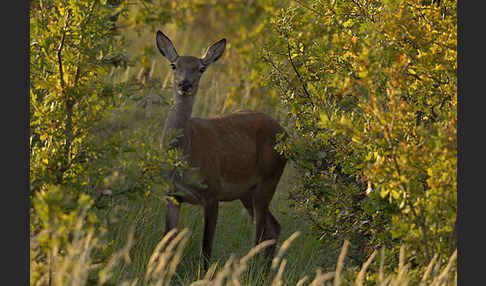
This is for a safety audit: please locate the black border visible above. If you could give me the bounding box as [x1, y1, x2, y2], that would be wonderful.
[5, 1, 30, 285]
[456, 0, 463, 284]
[458, 1, 481, 285]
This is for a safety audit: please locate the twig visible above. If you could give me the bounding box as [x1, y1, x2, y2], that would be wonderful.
[57, 10, 72, 184]
[57, 13, 69, 90]
[286, 40, 315, 107]
[349, 0, 376, 23]
[293, 0, 330, 17]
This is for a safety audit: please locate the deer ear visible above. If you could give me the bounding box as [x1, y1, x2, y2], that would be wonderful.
[201, 38, 226, 66]
[156, 30, 179, 63]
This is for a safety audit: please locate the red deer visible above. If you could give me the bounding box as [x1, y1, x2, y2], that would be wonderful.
[156, 30, 287, 269]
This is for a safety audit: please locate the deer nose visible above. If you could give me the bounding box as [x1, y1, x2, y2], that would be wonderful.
[178, 80, 191, 91]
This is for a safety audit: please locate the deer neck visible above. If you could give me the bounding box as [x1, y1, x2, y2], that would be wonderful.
[162, 87, 196, 149]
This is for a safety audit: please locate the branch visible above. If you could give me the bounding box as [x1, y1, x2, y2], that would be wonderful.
[56, 10, 73, 184]
[286, 40, 315, 107]
[261, 53, 293, 90]
[57, 21, 68, 90]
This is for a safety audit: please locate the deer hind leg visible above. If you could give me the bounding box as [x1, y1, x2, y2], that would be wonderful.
[248, 176, 282, 259]
[240, 192, 264, 243]
[202, 200, 219, 270]
[240, 194, 254, 219]
[259, 167, 285, 258]
[252, 196, 267, 247]
[241, 189, 268, 247]
[263, 209, 281, 258]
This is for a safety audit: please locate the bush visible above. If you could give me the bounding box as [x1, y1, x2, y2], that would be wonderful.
[264, 0, 457, 265]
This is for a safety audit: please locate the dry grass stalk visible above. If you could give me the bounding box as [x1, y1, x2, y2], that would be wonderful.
[203, 262, 219, 281]
[296, 275, 309, 286]
[271, 258, 287, 286]
[310, 269, 335, 286]
[231, 239, 276, 283]
[430, 250, 457, 286]
[99, 228, 134, 284]
[420, 254, 439, 286]
[333, 240, 350, 286]
[145, 228, 191, 286]
[31, 221, 459, 286]
[211, 254, 237, 286]
[378, 247, 386, 284]
[144, 228, 178, 281]
[355, 250, 378, 286]
[272, 231, 301, 270]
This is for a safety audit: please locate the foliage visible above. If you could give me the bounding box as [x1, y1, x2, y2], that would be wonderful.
[30, 0, 127, 193]
[30, 0, 457, 284]
[263, 0, 457, 265]
[30, 185, 99, 285]
[29, 1, 193, 283]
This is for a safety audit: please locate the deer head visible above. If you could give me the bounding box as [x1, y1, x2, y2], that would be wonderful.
[156, 30, 226, 97]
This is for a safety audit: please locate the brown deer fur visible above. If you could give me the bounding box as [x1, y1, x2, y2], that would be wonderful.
[156, 30, 287, 269]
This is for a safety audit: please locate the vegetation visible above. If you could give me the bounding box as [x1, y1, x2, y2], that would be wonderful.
[267, 0, 457, 266]
[30, 0, 457, 285]
[31, 209, 457, 285]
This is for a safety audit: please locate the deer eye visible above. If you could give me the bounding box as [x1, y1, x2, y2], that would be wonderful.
[199, 66, 206, 73]
[170, 63, 176, 70]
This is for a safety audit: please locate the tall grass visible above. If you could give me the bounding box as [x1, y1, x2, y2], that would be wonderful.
[31, 163, 456, 285]
[30, 209, 457, 286]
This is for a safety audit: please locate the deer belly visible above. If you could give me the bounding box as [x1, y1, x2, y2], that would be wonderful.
[217, 178, 259, 201]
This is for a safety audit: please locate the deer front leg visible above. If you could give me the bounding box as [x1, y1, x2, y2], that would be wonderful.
[202, 200, 218, 270]
[165, 198, 181, 235]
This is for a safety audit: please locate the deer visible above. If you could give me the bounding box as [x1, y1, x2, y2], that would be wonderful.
[155, 30, 287, 270]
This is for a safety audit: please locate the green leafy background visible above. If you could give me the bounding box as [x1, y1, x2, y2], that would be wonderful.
[30, 0, 456, 285]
